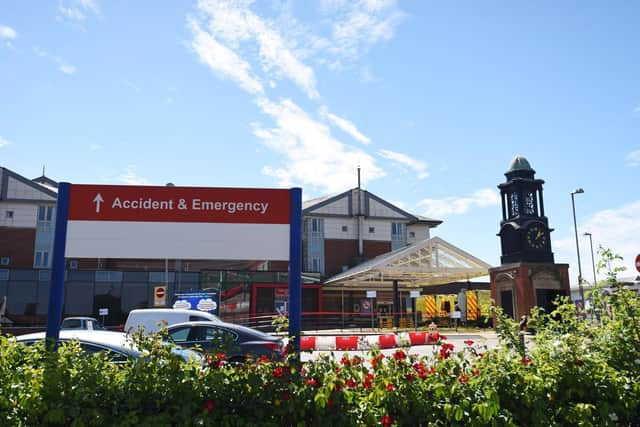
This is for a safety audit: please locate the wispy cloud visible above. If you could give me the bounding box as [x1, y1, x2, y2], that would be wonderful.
[319, 0, 406, 68]
[320, 106, 371, 144]
[58, 0, 100, 23]
[378, 149, 429, 179]
[625, 149, 640, 167]
[0, 135, 12, 148]
[195, 0, 318, 99]
[253, 98, 384, 193]
[118, 165, 150, 185]
[555, 200, 640, 285]
[123, 80, 141, 93]
[89, 143, 103, 151]
[0, 25, 17, 39]
[418, 188, 501, 218]
[188, 17, 264, 95]
[188, 0, 406, 193]
[33, 46, 76, 74]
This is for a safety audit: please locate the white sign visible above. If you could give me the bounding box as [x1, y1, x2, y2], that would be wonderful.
[65, 185, 292, 260]
[99, 308, 109, 316]
[366, 290, 377, 298]
[451, 311, 462, 319]
[410, 291, 420, 298]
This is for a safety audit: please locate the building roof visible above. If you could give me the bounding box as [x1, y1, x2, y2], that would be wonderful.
[507, 155, 533, 172]
[322, 236, 492, 290]
[303, 187, 442, 226]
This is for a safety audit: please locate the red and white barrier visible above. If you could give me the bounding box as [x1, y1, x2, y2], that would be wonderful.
[299, 331, 442, 351]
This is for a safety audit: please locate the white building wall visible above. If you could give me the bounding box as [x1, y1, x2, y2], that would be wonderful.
[7, 176, 56, 202]
[312, 197, 350, 216]
[407, 224, 431, 244]
[322, 218, 405, 242]
[323, 217, 357, 239]
[368, 198, 406, 218]
[362, 219, 392, 241]
[0, 203, 38, 228]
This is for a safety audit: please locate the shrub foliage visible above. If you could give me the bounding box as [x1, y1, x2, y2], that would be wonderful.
[1, 249, 639, 426]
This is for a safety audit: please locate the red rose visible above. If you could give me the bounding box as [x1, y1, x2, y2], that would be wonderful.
[386, 383, 395, 391]
[439, 343, 455, 359]
[393, 350, 406, 361]
[273, 367, 284, 378]
[203, 400, 216, 414]
[381, 415, 394, 427]
[464, 340, 474, 346]
[346, 379, 358, 388]
[523, 357, 532, 365]
[459, 375, 469, 383]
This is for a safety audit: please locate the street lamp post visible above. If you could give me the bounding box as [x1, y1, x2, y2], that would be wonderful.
[571, 188, 585, 304]
[584, 232, 597, 286]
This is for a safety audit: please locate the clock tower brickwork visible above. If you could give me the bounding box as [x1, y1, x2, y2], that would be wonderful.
[489, 156, 570, 319]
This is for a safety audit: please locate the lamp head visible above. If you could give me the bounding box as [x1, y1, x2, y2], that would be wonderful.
[583, 232, 591, 237]
[572, 188, 584, 194]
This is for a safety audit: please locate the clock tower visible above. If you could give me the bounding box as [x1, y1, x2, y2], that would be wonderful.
[489, 156, 570, 320]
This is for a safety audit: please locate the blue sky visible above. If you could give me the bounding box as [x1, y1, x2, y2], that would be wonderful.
[1, 0, 639, 285]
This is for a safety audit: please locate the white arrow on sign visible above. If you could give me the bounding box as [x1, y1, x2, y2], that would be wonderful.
[93, 193, 104, 213]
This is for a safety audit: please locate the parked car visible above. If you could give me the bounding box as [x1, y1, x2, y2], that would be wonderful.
[61, 316, 105, 331]
[124, 308, 222, 334]
[166, 321, 284, 363]
[14, 330, 203, 364]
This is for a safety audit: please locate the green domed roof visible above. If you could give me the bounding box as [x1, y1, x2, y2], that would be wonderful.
[507, 156, 533, 173]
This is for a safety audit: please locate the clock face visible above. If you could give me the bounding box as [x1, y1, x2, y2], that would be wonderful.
[526, 226, 547, 249]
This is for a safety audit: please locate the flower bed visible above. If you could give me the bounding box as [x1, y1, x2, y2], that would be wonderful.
[1, 255, 639, 426]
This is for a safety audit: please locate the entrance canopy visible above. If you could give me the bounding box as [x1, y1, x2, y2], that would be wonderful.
[323, 237, 492, 290]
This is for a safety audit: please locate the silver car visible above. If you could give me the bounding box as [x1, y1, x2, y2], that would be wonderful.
[15, 330, 203, 364]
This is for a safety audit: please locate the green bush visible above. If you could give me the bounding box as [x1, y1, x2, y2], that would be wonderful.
[1, 249, 639, 426]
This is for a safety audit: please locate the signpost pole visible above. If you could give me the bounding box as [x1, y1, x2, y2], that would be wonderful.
[288, 188, 302, 354]
[46, 182, 71, 348]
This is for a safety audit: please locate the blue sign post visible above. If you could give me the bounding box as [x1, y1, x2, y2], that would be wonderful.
[45, 182, 70, 348]
[288, 188, 302, 353]
[45, 183, 303, 353]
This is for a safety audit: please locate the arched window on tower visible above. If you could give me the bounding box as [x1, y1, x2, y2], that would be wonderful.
[509, 192, 519, 217]
[523, 191, 536, 216]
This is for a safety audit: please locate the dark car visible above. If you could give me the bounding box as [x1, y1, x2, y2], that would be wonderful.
[166, 321, 284, 362]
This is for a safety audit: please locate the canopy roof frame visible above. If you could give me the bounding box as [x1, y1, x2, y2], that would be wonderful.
[322, 236, 492, 290]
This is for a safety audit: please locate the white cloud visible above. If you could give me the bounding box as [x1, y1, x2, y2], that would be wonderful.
[555, 200, 640, 286]
[33, 46, 76, 75]
[195, 0, 318, 99]
[89, 143, 103, 151]
[321, 0, 406, 66]
[59, 63, 76, 74]
[123, 80, 141, 93]
[58, 0, 100, 23]
[418, 188, 500, 218]
[625, 149, 640, 167]
[0, 25, 17, 39]
[252, 97, 384, 193]
[0, 136, 12, 147]
[188, 17, 264, 95]
[320, 106, 371, 144]
[378, 149, 429, 179]
[118, 165, 150, 185]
